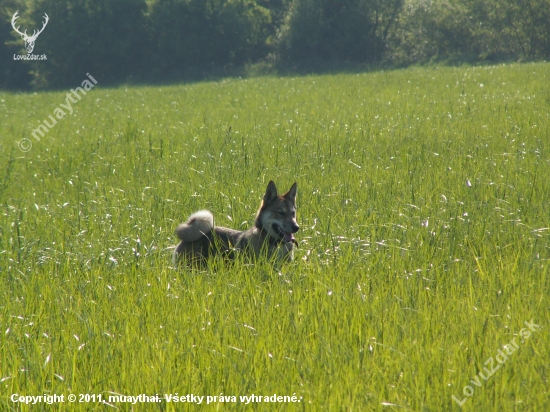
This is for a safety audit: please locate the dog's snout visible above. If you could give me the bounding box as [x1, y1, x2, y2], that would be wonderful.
[291, 223, 300, 233]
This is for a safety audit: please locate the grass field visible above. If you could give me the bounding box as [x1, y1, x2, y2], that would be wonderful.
[1, 63, 549, 411]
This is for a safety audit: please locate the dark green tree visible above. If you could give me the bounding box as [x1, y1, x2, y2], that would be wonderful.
[149, 0, 271, 77]
[386, 0, 550, 64]
[0, 0, 34, 89]
[30, 0, 148, 88]
[277, 0, 403, 64]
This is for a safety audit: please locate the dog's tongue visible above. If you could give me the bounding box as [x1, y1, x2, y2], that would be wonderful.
[283, 232, 295, 243]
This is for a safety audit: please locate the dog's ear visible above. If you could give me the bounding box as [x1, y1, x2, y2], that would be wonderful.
[264, 180, 279, 204]
[283, 182, 297, 203]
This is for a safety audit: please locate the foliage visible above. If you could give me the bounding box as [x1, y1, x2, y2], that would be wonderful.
[386, 0, 550, 64]
[23, 0, 149, 88]
[149, 0, 271, 77]
[0, 0, 549, 88]
[0, 0, 31, 89]
[277, 0, 403, 63]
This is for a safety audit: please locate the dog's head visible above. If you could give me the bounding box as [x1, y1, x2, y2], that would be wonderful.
[257, 181, 299, 243]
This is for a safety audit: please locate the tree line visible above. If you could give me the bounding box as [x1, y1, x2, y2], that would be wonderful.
[1, 0, 549, 90]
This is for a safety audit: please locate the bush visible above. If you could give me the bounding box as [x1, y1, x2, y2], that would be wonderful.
[386, 0, 550, 65]
[25, 0, 148, 88]
[0, 0, 33, 89]
[148, 0, 271, 77]
[277, 0, 403, 64]
[1, 0, 549, 89]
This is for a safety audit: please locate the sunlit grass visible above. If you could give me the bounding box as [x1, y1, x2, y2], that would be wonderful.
[1, 63, 549, 410]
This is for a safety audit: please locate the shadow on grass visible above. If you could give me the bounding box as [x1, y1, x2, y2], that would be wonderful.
[1, 56, 535, 93]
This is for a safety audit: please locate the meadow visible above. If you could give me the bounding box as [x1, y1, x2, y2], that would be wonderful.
[0, 63, 549, 411]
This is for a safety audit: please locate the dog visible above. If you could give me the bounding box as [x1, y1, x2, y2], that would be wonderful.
[173, 181, 299, 267]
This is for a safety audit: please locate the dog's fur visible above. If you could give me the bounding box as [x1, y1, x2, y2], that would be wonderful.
[173, 181, 299, 266]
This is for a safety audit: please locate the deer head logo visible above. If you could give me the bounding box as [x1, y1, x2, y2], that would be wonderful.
[11, 11, 49, 54]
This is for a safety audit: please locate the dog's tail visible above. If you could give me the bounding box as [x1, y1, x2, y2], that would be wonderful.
[175, 210, 214, 242]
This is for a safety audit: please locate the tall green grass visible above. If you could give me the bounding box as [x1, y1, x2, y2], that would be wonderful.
[1, 63, 549, 410]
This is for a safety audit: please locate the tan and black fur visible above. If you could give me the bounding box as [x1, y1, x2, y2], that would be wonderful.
[173, 181, 299, 266]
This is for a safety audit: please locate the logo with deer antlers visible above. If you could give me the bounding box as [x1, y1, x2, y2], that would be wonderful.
[12, 11, 49, 54]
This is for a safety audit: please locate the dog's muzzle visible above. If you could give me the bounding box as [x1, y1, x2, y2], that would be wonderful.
[273, 223, 299, 244]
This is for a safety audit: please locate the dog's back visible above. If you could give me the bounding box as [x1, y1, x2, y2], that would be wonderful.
[175, 210, 213, 242]
[173, 210, 214, 265]
[173, 210, 246, 265]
